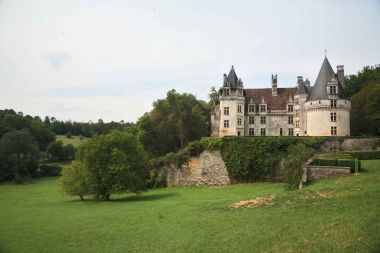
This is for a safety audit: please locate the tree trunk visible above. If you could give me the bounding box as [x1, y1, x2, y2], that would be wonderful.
[79, 194, 84, 201]
[105, 193, 110, 201]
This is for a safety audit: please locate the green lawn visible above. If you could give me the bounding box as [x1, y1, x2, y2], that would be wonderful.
[56, 135, 87, 148]
[0, 161, 379, 252]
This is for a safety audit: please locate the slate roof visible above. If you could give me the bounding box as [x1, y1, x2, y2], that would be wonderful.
[308, 57, 346, 101]
[244, 87, 298, 111]
[227, 66, 239, 87]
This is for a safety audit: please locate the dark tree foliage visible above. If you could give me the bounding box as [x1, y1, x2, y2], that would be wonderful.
[345, 65, 380, 97]
[45, 116, 133, 137]
[0, 109, 55, 151]
[46, 141, 76, 161]
[136, 90, 210, 156]
[350, 81, 380, 136]
[0, 129, 40, 182]
[345, 65, 380, 136]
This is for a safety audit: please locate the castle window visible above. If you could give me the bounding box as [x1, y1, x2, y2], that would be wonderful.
[260, 116, 266, 124]
[260, 128, 266, 136]
[237, 118, 242, 126]
[238, 105, 242, 113]
[288, 116, 293, 124]
[331, 100, 337, 108]
[280, 128, 283, 136]
[225, 89, 230, 96]
[288, 128, 294, 136]
[295, 121, 299, 128]
[295, 111, 300, 117]
[331, 126, 337, 135]
[330, 86, 337, 95]
[248, 104, 255, 113]
[288, 105, 293, 112]
[249, 116, 255, 124]
[249, 128, 254, 136]
[330, 112, 337, 122]
[224, 107, 229, 115]
[260, 105, 266, 112]
[224, 120, 229, 128]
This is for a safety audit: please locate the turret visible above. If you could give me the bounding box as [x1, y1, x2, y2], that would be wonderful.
[271, 74, 277, 96]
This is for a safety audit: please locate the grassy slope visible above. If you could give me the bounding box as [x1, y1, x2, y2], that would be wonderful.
[56, 135, 87, 148]
[0, 161, 379, 253]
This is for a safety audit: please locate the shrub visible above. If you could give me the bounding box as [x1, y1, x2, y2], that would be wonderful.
[39, 164, 62, 176]
[283, 143, 314, 190]
[200, 137, 222, 150]
[66, 132, 72, 138]
[187, 141, 204, 156]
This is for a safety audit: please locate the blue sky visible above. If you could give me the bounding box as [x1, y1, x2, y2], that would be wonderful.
[0, 0, 379, 122]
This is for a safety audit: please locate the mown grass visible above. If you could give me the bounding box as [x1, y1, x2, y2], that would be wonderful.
[56, 135, 87, 148]
[0, 161, 379, 252]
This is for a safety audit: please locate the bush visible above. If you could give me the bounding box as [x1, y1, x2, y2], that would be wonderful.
[66, 132, 72, 138]
[200, 137, 222, 150]
[187, 141, 204, 156]
[283, 143, 314, 190]
[39, 164, 62, 176]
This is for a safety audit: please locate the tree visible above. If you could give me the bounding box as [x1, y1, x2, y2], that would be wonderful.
[136, 90, 210, 156]
[350, 81, 380, 136]
[208, 86, 219, 105]
[0, 129, 40, 182]
[61, 131, 148, 200]
[60, 162, 91, 201]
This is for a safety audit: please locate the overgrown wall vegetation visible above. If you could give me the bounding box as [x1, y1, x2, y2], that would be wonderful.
[150, 136, 326, 182]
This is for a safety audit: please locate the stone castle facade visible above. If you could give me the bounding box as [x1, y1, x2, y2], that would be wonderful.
[210, 57, 351, 137]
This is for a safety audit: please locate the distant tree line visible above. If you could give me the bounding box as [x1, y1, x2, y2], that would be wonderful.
[44, 117, 133, 137]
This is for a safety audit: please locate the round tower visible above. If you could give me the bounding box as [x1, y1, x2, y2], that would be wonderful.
[304, 57, 351, 136]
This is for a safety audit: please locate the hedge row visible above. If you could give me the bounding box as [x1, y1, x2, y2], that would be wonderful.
[344, 151, 380, 160]
[311, 159, 361, 173]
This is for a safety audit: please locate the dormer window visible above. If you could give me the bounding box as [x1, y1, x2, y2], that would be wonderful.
[260, 105, 267, 112]
[248, 104, 255, 113]
[330, 86, 337, 95]
[288, 105, 294, 112]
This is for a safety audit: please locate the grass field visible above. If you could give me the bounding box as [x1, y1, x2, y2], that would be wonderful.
[56, 135, 87, 148]
[0, 161, 379, 252]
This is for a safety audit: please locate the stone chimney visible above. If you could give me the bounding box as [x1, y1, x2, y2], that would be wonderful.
[304, 78, 310, 87]
[272, 74, 278, 96]
[337, 65, 344, 90]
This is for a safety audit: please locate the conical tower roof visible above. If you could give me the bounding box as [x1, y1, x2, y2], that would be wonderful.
[227, 66, 239, 87]
[308, 56, 335, 101]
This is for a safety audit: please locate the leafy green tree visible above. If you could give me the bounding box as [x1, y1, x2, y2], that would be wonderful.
[60, 161, 91, 200]
[0, 129, 40, 182]
[68, 131, 148, 200]
[350, 81, 380, 136]
[137, 90, 210, 156]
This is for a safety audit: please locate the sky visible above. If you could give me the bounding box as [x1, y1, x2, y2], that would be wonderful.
[0, 0, 379, 123]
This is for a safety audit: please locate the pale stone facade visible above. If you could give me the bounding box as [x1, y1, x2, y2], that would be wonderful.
[210, 57, 351, 137]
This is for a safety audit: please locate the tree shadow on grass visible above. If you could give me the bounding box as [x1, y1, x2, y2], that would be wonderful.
[110, 192, 179, 203]
[64, 192, 179, 204]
